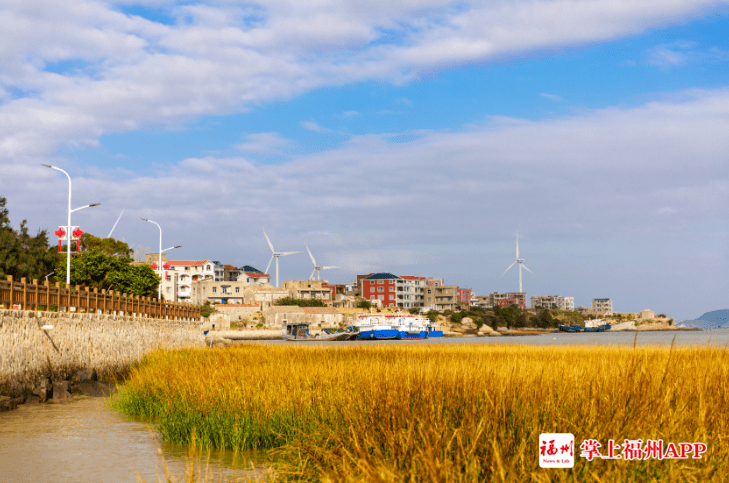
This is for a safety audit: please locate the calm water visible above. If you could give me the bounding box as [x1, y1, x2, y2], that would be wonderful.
[236, 328, 729, 347]
[0, 397, 269, 483]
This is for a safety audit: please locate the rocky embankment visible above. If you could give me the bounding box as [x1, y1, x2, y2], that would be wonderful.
[0, 309, 204, 410]
[0, 369, 115, 412]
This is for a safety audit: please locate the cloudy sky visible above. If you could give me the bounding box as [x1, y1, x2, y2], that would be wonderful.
[1, 0, 727, 320]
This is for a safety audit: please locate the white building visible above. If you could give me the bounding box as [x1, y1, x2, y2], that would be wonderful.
[150, 259, 224, 302]
[396, 276, 426, 309]
[592, 298, 613, 315]
[531, 295, 575, 311]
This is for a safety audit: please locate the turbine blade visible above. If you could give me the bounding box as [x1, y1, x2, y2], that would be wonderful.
[304, 239, 316, 266]
[516, 231, 519, 258]
[500, 262, 516, 278]
[310, 269, 317, 280]
[280, 251, 302, 256]
[107, 208, 125, 238]
[260, 222, 275, 252]
[522, 264, 535, 275]
[321, 266, 337, 270]
[265, 255, 274, 275]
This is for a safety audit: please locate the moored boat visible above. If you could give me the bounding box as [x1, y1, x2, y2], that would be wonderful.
[283, 323, 354, 341]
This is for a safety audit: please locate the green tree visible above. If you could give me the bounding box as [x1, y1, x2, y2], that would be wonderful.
[0, 197, 57, 281]
[356, 299, 372, 310]
[535, 309, 555, 328]
[56, 248, 160, 297]
[79, 233, 133, 258]
[200, 300, 216, 318]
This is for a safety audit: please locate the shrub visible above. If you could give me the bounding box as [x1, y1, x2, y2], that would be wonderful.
[356, 299, 372, 310]
[451, 312, 464, 323]
[275, 296, 326, 307]
[200, 301, 216, 318]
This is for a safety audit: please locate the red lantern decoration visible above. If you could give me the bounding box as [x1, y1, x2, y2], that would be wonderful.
[150, 263, 158, 270]
[72, 228, 84, 252]
[54, 228, 66, 253]
[162, 262, 171, 281]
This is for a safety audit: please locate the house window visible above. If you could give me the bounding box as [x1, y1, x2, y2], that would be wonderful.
[378, 287, 384, 292]
[389, 286, 394, 292]
[235, 287, 240, 293]
[378, 295, 384, 300]
[212, 287, 217, 293]
[166, 287, 171, 293]
[377, 280, 383, 284]
[370, 295, 375, 300]
[207, 265, 211, 271]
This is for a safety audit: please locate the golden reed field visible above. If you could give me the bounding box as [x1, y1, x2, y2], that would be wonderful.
[111, 343, 729, 482]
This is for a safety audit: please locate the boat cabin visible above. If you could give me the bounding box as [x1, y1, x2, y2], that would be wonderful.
[283, 323, 310, 339]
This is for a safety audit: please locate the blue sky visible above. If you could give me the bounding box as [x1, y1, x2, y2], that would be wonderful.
[1, 0, 727, 320]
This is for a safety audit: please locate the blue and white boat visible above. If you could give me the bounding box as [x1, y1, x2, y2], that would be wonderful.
[391, 315, 428, 339]
[355, 314, 442, 340]
[355, 315, 400, 339]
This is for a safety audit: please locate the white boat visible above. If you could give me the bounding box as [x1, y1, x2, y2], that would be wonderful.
[355, 314, 441, 340]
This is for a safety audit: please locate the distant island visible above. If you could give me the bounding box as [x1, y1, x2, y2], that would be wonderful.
[679, 309, 729, 329]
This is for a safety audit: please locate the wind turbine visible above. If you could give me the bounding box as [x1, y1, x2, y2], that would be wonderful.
[304, 239, 337, 280]
[500, 231, 535, 293]
[261, 222, 301, 287]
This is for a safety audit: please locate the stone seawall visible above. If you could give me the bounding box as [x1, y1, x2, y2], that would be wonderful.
[0, 310, 205, 398]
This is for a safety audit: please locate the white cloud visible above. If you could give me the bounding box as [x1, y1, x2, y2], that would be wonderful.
[300, 119, 332, 133]
[235, 132, 293, 154]
[2, 0, 728, 162]
[341, 110, 361, 118]
[540, 93, 562, 102]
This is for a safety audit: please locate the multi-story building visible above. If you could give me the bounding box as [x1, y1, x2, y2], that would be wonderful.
[489, 292, 527, 310]
[239, 265, 271, 284]
[423, 285, 458, 311]
[223, 265, 242, 281]
[471, 295, 491, 308]
[281, 280, 332, 301]
[457, 288, 473, 305]
[191, 279, 251, 305]
[592, 298, 613, 315]
[531, 295, 575, 311]
[362, 273, 400, 307]
[146, 255, 224, 302]
[396, 276, 426, 309]
[426, 277, 444, 287]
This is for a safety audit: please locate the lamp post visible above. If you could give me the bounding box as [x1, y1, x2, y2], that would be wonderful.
[141, 218, 180, 300]
[42, 164, 100, 285]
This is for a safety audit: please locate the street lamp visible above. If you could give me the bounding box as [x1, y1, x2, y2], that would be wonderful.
[42, 164, 100, 285]
[141, 218, 181, 300]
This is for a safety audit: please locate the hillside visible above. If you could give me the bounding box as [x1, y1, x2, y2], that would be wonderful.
[679, 309, 729, 329]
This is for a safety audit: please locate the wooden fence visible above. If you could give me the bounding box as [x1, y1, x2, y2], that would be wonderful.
[0, 276, 200, 320]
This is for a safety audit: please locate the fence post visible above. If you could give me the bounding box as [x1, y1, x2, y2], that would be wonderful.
[20, 277, 27, 311]
[55, 282, 61, 311]
[44, 280, 49, 310]
[32, 279, 38, 311]
[84, 286, 90, 313]
[7, 275, 13, 307]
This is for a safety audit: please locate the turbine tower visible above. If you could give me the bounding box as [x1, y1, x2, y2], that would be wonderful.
[304, 239, 338, 280]
[261, 222, 301, 287]
[500, 231, 535, 293]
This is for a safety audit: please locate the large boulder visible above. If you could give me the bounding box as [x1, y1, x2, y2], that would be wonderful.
[489, 331, 503, 337]
[52, 382, 72, 401]
[461, 317, 477, 329]
[478, 324, 495, 335]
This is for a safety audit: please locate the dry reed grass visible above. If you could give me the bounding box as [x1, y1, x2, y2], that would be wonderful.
[113, 343, 729, 482]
